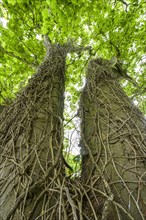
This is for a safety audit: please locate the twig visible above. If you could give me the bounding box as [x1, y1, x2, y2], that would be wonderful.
[64, 187, 78, 220]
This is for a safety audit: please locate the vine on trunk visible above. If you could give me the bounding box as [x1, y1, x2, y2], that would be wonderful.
[79, 58, 146, 220]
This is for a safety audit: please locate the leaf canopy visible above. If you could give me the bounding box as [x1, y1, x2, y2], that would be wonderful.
[0, 0, 146, 112]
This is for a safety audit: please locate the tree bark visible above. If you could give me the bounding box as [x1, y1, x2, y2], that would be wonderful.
[79, 58, 146, 220]
[0, 45, 66, 220]
[1, 52, 146, 220]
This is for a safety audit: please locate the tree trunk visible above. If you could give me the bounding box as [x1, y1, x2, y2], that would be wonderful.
[79, 58, 146, 220]
[0, 45, 66, 220]
[1, 52, 146, 220]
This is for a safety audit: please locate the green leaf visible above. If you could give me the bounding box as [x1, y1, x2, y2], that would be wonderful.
[7, 0, 17, 5]
[42, 8, 49, 19]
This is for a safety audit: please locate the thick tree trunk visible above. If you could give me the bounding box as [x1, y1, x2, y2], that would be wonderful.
[79, 58, 146, 220]
[1, 51, 146, 220]
[0, 45, 66, 219]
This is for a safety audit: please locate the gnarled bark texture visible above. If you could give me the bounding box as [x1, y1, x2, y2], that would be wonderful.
[79, 58, 146, 220]
[1, 52, 146, 220]
[0, 45, 66, 220]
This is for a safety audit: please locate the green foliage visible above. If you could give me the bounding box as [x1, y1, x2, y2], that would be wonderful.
[0, 0, 146, 171]
[63, 149, 81, 177]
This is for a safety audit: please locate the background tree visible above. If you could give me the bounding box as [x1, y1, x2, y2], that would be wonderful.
[0, 0, 146, 219]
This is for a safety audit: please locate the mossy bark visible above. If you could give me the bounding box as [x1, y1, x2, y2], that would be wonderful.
[79, 58, 146, 220]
